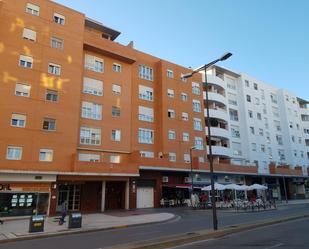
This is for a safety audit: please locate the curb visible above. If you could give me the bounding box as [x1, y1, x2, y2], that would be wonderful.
[0, 214, 178, 245]
[103, 213, 309, 249]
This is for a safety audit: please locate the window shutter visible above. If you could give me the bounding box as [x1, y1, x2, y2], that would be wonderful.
[23, 28, 36, 41]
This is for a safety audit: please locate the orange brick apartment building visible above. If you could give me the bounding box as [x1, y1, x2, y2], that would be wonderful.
[0, 0, 285, 217]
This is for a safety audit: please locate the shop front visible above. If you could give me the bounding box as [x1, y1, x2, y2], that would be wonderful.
[0, 182, 51, 217]
[0, 172, 55, 217]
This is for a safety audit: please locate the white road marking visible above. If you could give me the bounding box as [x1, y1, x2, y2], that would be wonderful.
[264, 243, 284, 249]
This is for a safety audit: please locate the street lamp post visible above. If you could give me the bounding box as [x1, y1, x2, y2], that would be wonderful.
[182, 52, 232, 231]
[190, 146, 196, 207]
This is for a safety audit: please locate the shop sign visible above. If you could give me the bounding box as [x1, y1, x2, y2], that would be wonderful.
[0, 184, 12, 191]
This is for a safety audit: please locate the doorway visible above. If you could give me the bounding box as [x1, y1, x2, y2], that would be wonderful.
[105, 181, 125, 210]
[57, 184, 81, 212]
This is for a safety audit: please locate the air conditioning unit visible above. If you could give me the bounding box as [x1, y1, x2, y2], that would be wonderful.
[162, 176, 168, 183]
[158, 152, 163, 158]
[184, 177, 191, 183]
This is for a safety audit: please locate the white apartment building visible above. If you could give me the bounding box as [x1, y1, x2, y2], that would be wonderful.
[204, 66, 309, 176]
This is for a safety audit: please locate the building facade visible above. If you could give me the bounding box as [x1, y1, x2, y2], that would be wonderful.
[0, 0, 308, 217]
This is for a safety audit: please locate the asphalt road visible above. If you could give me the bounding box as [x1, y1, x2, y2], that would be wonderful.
[1, 204, 309, 249]
[169, 217, 309, 249]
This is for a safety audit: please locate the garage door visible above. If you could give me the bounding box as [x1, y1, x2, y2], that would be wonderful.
[136, 187, 154, 208]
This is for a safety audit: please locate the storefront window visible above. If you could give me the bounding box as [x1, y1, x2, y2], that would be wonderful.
[0, 192, 49, 217]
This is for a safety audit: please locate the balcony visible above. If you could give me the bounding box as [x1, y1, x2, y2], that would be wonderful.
[205, 92, 227, 106]
[200, 161, 258, 174]
[300, 108, 309, 116]
[207, 108, 229, 122]
[205, 74, 226, 89]
[207, 145, 231, 158]
[269, 164, 303, 176]
[206, 127, 230, 139]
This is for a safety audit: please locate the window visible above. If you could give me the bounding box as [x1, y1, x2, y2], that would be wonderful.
[139, 106, 154, 122]
[184, 154, 191, 163]
[192, 100, 201, 112]
[80, 127, 101, 145]
[51, 37, 63, 49]
[229, 109, 239, 121]
[112, 84, 121, 95]
[83, 77, 103, 96]
[232, 142, 242, 156]
[194, 137, 203, 150]
[251, 143, 257, 151]
[263, 103, 267, 114]
[198, 156, 205, 163]
[264, 117, 269, 129]
[112, 106, 121, 117]
[300, 151, 304, 158]
[42, 118, 56, 131]
[194, 118, 202, 131]
[257, 113, 262, 120]
[270, 93, 278, 104]
[169, 152, 176, 162]
[39, 149, 53, 162]
[48, 63, 61, 75]
[110, 155, 120, 164]
[139, 85, 153, 101]
[245, 80, 249, 87]
[138, 128, 154, 144]
[167, 89, 174, 98]
[84, 54, 104, 73]
[226, 77, 236, 90]
[26, 3, 40, 16]
[250, 126, 255, 134]
[182, 112, 189, 121]
[78, 153, 100, 162]
[248, 110, 253, 118]
[15, 83, 30, 97]
[181, 93, 188, 102]
[253, 83, 258, 90]
[231, 126, 240, 138]
[53, 13, 65, 25]
[228, 93, 237, 106]
[168, 130, 176, 140]
[192, 82, 200, 95]
[46, 89, 58, 102]
[183, 132, 189, 142]
[259, 128, 264, 136]
[11, 114, 26, 128]
[112, 63, 121, 72]
[168, 109, 175, 118]
[246, 95, 251, 102]
[22, 28, 36, 41]
[278, 149, 285, 160]
[296, 124, 300, 130]
[19, 55, 33, 68]
[272, 106, 279, 117]
[82, 102, 102, 120]
[268, 147, 272, 158]
[276, 135, 283, 145]
[139, 65, 153, 81]
[261, 144, 265, 152]
[6, 146, 22, 160]
[291, 135, 295, 143]
[111, 129, 121, 141]
[255, 97, 260, 105]
[167, 69, 174, 79]
[140, 151, 154, 158]
[274, 120, 281, 131]
[261, 89, 265, 99]
[299, 137, 302, 144]
[266, 132, 271, 143]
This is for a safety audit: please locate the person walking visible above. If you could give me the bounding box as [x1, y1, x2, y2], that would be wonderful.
[59, 200, 68, 225]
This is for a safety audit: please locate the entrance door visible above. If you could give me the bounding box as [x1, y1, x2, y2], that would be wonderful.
[105, 181, 125, 210]
[57, 184, 81, 212]
[137, 187, 154, 208]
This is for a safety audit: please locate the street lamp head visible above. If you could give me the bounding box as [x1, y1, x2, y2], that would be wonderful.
[181, 73, 193, 80]
[219, 52, 232, 61]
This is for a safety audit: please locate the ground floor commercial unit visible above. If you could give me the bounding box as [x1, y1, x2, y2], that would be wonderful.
[0, 170, 308, 217]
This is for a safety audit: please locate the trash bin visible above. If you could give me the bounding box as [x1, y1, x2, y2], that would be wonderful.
[29, 215, 44, 233]
[68, 213, 82, 229]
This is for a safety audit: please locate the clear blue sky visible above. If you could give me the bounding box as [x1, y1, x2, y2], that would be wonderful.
[55, 0, 309, 100]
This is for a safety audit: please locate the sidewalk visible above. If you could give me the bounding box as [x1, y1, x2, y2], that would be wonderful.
[276, 199, 309, 206]
[0, 211, 175, 242]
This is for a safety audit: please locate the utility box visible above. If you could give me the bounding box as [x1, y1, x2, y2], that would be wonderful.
[68, 213, 82, 229]
[29, 215, 44, 233]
